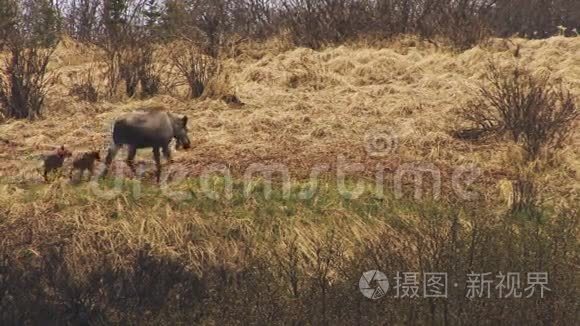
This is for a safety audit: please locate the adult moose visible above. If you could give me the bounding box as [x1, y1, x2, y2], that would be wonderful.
[103, 107, 191, 182]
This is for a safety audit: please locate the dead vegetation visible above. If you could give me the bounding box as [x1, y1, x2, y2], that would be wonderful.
[69, 68, 99, 102]
[0, 45, 57, 120]
[170, 45, 218, 99]
[457, 63, 579, 161]
[0, 1, 578, 323]
[1, 36, 578, 195]
[455, 61, 579, 214]
[0, 182, 577, 324]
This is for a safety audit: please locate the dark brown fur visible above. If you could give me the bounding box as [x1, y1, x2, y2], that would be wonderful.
[70, 151, 101, 181]
[43, 146, 72, 181]
[103, 110, 191, 182]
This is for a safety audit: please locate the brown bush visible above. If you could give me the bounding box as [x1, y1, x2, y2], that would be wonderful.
[137, 49, 162, 98]
[119, 45, 162, 98]
[69, 69, 99, 102]
[102, 44, 162, 99]
[457, 63, 579, 161]
[0, 44, 57, 120]
[0, 0, 18, 50]
[44, 0, 580, 54]
[171, 46, 218, 99]
[63, 0, 101, 42]
[103, 47, 122, 98]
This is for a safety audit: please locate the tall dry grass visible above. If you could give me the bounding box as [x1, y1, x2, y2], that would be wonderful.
[0, 181, 577, 324]
[0, 35, 578, 324]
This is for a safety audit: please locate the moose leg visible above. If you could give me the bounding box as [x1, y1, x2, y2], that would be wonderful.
[103, 144, 121, 178]
[126, 145, 137, 177]
[162, 144, 172, 163]
[153, 146, 162, 183]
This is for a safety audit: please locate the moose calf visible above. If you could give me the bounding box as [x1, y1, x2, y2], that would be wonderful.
[43, 146, 72, 182]
[70, 151, 101, 181]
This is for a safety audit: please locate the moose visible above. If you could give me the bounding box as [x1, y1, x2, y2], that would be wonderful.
[70, 150, 101, 181]
[102, 107, 191, 182]
[42, 145, 73, 182]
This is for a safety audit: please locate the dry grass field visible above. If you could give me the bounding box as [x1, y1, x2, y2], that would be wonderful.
[0, 36, 578, 324]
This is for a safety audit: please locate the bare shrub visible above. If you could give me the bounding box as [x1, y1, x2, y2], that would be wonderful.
[458, 63, 579, 160]
[119, 48, 159, 98]
[510, 176, 537, 215]
[69, 69, 99, 102]
[0, 0, 18, 50]
[118, 49, 141, 98]
[137, 47, 162, 98]
[98, 0, 163, 99]
[491, 0, 580, 38]
[0, 0, 61, 120]
[194, 0, 230, 58]
[230, 0, 276, 39]
[436, 10, 491, 50]
[63, 0, 101, 42]
[0, 44, 57, 120]
[310, 231, 344, 326]
[171, 46, 218, 99]
[102, 48, 123, 98]
[101, 44, 162, 99]
[25, 0, 580, 54]
[280, 0, 373, 49]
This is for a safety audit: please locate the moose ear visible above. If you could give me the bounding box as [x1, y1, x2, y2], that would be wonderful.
[182, 116, 188, 126]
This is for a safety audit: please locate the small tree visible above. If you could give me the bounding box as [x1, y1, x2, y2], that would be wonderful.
[158, 0, 192, 39]
[118, 45, 161, 98]
[102, 0, 128, 44]
[143, 0, 162, 38]
[195, 0, 230, 57]
[65, 0, 101, 42]
[171, 46, 218, 99]
[0, 44, 57, 119]
[24, 0, 61, 47]
[99, 0, 164, 99]
[137, 47, 161, 98]
[0, 1, 59, 120]
[69, 68, 99, 103]
[0, 0, 18, 49]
